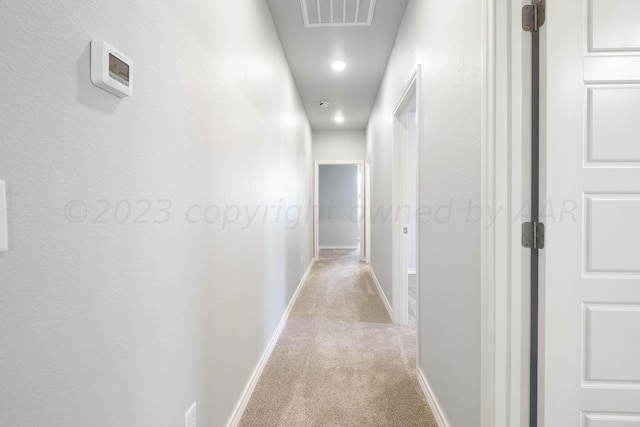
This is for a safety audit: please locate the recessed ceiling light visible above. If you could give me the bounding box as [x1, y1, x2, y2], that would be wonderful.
[335, 115, 345, 123]
[331, 60, 346, 71]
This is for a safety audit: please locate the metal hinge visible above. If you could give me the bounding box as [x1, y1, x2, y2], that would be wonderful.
[522, 0, 546, 32]
[522, 222, 545, 249]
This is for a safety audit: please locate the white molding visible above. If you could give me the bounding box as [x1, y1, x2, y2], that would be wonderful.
[365, 157, 371, 264]
[417, 368, 451, 427]
[367, 267, 393, 321]
[314, 159, 364, 164]
[391, 66, 420, 327]
[481, 1, 530, 426]
[407, 268, 416, 275]
[481, 0, 498, 426]
[506, 2, 530, 426]
[318, 246, 359, 250]
[226, 259, 315, 427]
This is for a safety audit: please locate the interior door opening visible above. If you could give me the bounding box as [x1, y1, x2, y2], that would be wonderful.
[406, 107, 418, 328]
[392, 67, 420, 328]
[314, 161, 365, 261]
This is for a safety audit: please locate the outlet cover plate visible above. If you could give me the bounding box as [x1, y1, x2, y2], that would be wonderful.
[185, 401, 196, 427]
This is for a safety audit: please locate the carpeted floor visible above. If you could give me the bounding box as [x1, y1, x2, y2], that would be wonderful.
[238, 250, 437, 427]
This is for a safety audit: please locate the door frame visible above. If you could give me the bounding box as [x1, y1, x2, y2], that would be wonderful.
[365, 153, 372, 264]
[392, 66, 421, 327]
[481, 0, 531, 426]
[314, 160, 366, 261]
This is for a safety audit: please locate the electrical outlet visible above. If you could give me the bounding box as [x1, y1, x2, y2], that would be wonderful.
[185, 401, 196, 427]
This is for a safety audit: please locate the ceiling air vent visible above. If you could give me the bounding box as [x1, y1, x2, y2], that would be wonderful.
[300, 0, 376, 27]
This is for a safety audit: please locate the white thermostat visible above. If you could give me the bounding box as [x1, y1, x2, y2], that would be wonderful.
[90, 41, 133, 97]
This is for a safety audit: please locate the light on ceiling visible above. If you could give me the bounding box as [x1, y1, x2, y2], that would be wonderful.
[331, 60, 346, 71]
[335, 115, 345, 123]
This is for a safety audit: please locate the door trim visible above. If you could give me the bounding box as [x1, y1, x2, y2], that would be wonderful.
[481, 0, 498, 421]
[365, 153, 372, 264]
[392, 66, 420, 328]
[481, 0, 531, 426]
[314, 160, 366, 261]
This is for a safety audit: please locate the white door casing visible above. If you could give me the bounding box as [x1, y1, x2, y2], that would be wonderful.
[314, 161, 365, 260]
[365, 154, 372, 264]
[542, 0, 640, 425]
[392, 67, 420, 327]
[482, 1, 533, 424]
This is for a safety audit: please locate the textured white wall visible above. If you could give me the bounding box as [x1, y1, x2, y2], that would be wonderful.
[0, 1, 312, 426]
[313, 130, 366, 161]
[367, 0, 483, 425]
[318, 165, 359, 248]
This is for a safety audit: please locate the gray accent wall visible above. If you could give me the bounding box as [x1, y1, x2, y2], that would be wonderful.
[319, 165, 359, 248]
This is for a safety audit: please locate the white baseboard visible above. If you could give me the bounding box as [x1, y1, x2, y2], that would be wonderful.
[368, 268, 393, 321]
[226, 258, 315, 427]
[417, 367, 450, 427]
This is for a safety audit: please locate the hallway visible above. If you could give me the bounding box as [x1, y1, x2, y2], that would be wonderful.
[0, 1, 484, 425]
[239, 250, 435, 426]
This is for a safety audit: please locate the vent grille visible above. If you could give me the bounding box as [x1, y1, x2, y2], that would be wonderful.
[301, 0, 376, 27]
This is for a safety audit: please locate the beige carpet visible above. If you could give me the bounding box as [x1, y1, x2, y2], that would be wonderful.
[239, 250, 437, 427]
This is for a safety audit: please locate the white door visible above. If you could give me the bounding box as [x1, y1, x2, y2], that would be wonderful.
[543, 0, 640, 425]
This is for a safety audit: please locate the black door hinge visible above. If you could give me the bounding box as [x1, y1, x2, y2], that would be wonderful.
[522, 222, 545, 249]
[523, 0, 546, 32]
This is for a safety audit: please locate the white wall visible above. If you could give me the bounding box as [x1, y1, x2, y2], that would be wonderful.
[367, 0, 483, 426]
[313, 130, 366, 161]
[318, 165, 359, 248]
[0, 1, 313, 426]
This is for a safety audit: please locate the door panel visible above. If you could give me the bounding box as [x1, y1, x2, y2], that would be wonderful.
[586, 196, 640, 273]
[583, 413, 640, 427]
[589, 88, 640, 162]
[544, 0, 640, 425]
[585, 304, 640, 382]
[590, 0, 640, 51]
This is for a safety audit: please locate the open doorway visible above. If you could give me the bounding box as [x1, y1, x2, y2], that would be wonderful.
[314, 161, 365, 261]
[406, 107, 418, 327]
[392, 67, 420, 327]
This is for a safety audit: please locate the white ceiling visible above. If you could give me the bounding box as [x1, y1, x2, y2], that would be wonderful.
[266, 0, 409, 131]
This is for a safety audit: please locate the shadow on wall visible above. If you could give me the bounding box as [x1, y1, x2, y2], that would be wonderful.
[77, 44, 119, 115]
